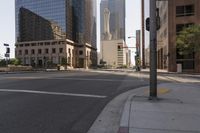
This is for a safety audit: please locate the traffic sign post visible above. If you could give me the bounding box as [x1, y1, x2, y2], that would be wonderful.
[3, 43, 10, 66]
[149, 0, 158, 99]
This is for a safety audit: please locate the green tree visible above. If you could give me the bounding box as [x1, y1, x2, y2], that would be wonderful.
[0, 59, 6, 67]
[176, 24, 200, 55]
[9, 58, 21, 65]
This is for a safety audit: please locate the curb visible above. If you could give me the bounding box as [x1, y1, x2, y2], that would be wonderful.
[117, 94, 135, 133]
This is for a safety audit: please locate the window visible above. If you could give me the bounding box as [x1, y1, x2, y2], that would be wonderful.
[118, 45, 122, 51]
[176, 5, 194, 17]
[45, 49, 49, 54]
[79, 50, 83, 55]
[176, 48, 195, 70]
[52, 48, 56, 54]
[59, 48, 63, 53]
[25, 49, 28, 55]
[31, 49, 35, 54]
[31, 43, 36, 46]
[25, 44, 30, 47]
[19, 50, 22, 55]
[38, 49, 42, 54]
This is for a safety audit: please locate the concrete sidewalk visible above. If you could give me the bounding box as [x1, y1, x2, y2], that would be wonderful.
[118, 83, 200, 133]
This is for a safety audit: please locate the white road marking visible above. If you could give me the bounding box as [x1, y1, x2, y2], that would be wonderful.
[5, 77, 134, 82]
[0, 89, 107, 99]
[49, 77, 132, 82]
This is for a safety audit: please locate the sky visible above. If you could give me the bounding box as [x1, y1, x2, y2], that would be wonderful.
[0, 0, 141, 62]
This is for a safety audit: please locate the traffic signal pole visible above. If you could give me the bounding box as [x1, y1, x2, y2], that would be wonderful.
[149, 0, 157, 99]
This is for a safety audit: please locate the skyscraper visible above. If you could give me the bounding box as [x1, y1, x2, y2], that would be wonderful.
[100, 0, 126, 41]
[15, 0, 70, 42]
[100, 0, 128, 68]
[15, 0, 97, 68]
[72, 0, 96, 48]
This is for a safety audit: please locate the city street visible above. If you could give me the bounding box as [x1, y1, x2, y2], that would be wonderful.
[0, 71, 151, 133]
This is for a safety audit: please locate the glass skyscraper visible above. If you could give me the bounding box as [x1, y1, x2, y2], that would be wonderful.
[15, 0, 68, 42]
[100, 0, 126, 41]
[15, 0, 96, 47]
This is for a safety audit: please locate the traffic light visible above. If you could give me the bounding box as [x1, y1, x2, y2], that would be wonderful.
[146, 17, 160, 31]
[146, 18, 150, 31]
[6, 47, 10, 53]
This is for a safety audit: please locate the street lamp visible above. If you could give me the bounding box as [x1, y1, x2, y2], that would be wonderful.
[127, 36, 141, 71]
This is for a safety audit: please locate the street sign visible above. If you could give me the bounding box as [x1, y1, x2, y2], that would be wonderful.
[4, 43, 9, 46]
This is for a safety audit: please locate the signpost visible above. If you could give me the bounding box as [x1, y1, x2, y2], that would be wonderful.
[3, 43, 10, 66]
[149, 0, 158, 99]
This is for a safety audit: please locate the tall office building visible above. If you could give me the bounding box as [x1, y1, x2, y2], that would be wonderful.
[100, 0, 128, 67]
[15, 0, 97, 68]
[100, 0, 126, 41]
[142, 0, 200, 73]
[72, 0, 96, 48]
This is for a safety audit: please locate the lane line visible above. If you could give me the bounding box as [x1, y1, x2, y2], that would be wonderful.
[0, 89, 107, 99]
[47, 77, 133, 82]
[5, 77, 133, 82]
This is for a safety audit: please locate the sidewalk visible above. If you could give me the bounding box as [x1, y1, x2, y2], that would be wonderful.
[118, 83, 200, 133]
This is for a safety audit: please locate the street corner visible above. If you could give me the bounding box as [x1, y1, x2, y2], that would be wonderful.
[117, 127, 129, 133]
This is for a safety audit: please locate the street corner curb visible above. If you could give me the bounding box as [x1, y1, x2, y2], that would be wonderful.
[117, 94, 135, 133]
[117, 127, 129, 133]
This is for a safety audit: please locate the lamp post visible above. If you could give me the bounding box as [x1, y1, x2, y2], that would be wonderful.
[141, 0, 146, 69]
[127, 36, 141, 71]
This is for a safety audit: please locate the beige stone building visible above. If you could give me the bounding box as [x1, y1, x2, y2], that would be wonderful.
[100, 39, 130, 68]
[15, 39, 97, 69]
[143, 0, 200, 73]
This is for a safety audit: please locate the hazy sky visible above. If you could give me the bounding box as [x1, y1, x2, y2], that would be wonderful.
[0, 0, 141, 60]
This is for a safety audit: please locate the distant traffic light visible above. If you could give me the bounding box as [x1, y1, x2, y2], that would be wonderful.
[6, 48, 10, 53]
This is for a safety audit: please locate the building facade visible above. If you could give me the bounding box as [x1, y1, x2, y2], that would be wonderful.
[100, 0, 128, 67]
[100, 0, 126, 41]
[143, 0, 200, 73]
[101, 40, 129, 68]
[15, 0, 97, 68]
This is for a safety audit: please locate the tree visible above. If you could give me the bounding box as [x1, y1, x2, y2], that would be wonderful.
[176, 24, 200, 55]
[9, 58, 21, 65]
[0, 59, 6, 67]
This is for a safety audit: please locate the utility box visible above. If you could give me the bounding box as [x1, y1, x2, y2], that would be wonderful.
[177, 64, 182, 73]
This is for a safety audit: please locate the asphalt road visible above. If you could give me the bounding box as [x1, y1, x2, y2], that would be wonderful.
[0, 71, 150, 133]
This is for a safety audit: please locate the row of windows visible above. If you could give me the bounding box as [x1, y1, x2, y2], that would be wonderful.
[176, 5, 194, 17]
[16, 41, 65, 47]
[17, 48, 86, 56]
[18, 48, 64, 55]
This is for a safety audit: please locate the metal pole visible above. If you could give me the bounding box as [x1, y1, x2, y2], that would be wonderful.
[141, 0, 146, 68]
[149, 0, 157, 99]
